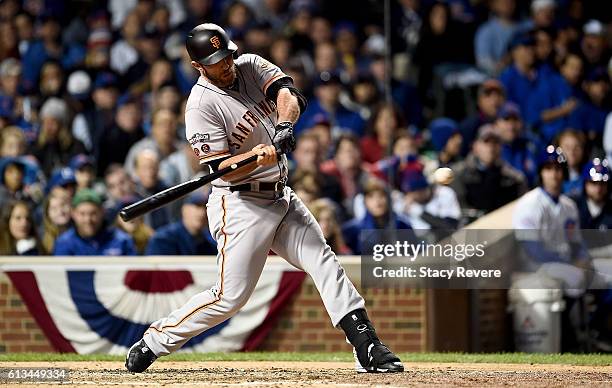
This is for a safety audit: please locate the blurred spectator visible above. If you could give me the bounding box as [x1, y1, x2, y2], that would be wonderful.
[576, 158, 612, 229]
[145, 191, 216, 255]
[527, 53, 583, 142]
[0, 58, 21, 112]
[342, 179, 412, 254]
[40, 186, 72, 255]
[499, 32, 539, 118]
[291, 170, 321, 208]
[124, 109, 181, 176]
[33, 98, 86, 177]
[495, 102, 539, 185]
[124, 29, 164, 86]
[426, 118, 463, 171]
[533, 27, 557, 80]
[414, 1, 472, 103]
[459, 79, 506, 155]
[14, 12, 35, 57]
[392, 169, 461, 234]
[342, 74, 380, 122]
[45, 167, 77, 197]
[0, 19, 19, 60]
[290, 131, 342, 203]
[20, 16, 64, 93]
[371, 133, 424, 191]
[103, 164, 137, 212]
[0, 200, 40, 255]
[0, 157, 34, 204]
[110, 10, 142, 75]
[132, 149, 172, 229]
[573, 68, 610, 146]
[580, 20, 610, 75]
[296, 71, 365, 137]
[98, 95, 145, 175]
[360, 103, 406, 164]
[54, 189, 137, 256]
[305, 114, 334, 159]
[320, 134, 374, 216]
[160, 143, 201, 187]
[525, 0, 556, 31]
[474, 0, 518, 75]
[89, 72, 120, 159]
[111, 195, 154, 255]
[38, 60, 64, 99]
[558, 129, 587, 199]
[70, 154, 105, 196]
[66, 70, 94, 151]
[450, 124, 527, 217]
[0, 126, 27, 158]
[309, 198, 352, 254]
[222, 0, 255, 39]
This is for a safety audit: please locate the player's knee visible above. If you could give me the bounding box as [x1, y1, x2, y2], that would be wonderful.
[221, 288, 251, 312]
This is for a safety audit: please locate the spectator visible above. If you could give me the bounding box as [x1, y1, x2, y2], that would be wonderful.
[89, 72, 120, 161]
[527, 53, 583, 142]
[19, 16, 63, 93]
[576, 158, 612, 230]
[66, 70, 95, 152]
[0, 126, 27, 158]
[32, 98, 86, 177]
[474, 0, 518, 75]
[309, 198, 352, 255]
[0, 59, 21, 115]
[499, 32, 539, 118]
[392, 169, 461, 235]
[572, 68, 610, 146]
[38, 60, 64, 99]
[525, 0, 556, 30]
[0, 157, 33, 204]
[533, 27, 557, 81]
[40, 186, 72, 254]
[306, 114, 334, 160]
[132, 149, 172, 229]
[124, 109, 181, 176]
[580, 20, 610, 75]
[290, 131, 342, 204]
[558, 129, 587, 199]
[45, 167, 77, 197]
[342, 179, 412, 254]
[0, 200, 39, 255]
[371, 133, 424, 191]
[145, 191, 216, 255]
[296, 72, 365, 137]
[291, 170, 322, 208]
[110, 11, 142, 75]
[450, 124, 527, 217]
[70, 154, 105, 195]
[53, 189, 137, 256]
[98, 94, 145, 175]
[160, 143, 201, 187]
[495, 102, 539, 185]
[124, 29, 164, 87]
[426, 118, 463, 171]
[360, 103, 406, 164]
[413, 0, 472, 103]
[459, 79, 506, 155]
[111, 195, 154, 255]
[103, 164, 137, 213]
[320, 134, 374, 216]
[343, 74, 380, 122]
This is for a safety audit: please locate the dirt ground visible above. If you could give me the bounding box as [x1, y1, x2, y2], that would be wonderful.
[0, 361, 611, 387]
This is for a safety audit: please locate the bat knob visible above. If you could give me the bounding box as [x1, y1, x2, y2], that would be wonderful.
[119, 209, 130, 222]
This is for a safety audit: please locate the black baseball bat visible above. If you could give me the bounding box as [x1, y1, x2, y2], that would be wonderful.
[119, 153, 260, 222]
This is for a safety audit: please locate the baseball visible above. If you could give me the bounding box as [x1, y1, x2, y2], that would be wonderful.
[433, 167, 454, 185]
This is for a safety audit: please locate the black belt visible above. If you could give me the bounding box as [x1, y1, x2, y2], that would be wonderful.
[229, 181, 285, 193]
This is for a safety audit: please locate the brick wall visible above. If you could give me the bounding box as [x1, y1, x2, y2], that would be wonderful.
[259, 280, 427, 353]
[0, 269, 507, 353]
[0, 273, 54, 353]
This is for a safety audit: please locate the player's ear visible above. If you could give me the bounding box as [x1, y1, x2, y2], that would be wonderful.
[191, 61, 204, 74]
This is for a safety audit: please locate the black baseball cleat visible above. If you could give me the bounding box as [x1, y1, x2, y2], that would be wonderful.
[352, 341, 404, 373]
[125, 339, 157, 373]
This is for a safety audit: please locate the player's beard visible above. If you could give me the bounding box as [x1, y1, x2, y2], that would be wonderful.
[207, 65, 237, 88]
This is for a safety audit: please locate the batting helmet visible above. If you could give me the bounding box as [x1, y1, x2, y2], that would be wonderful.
[582, 158, 610, 182]
[186, 23, 237, 66]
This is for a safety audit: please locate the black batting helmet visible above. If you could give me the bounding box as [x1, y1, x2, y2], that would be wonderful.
[186, 23, 237, 66]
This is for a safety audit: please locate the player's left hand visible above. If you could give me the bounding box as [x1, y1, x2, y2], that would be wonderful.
[252, 144, 277, 166]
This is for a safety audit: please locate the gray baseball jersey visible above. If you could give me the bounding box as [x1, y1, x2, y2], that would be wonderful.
[184, 53, 289, 187]
[142, 54, 365, 356]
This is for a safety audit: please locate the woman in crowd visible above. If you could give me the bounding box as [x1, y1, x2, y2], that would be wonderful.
[360, 103, 406, 164]
[309, 199, 352, 255]
[0, 200, 40, 255]
[40, 186, 72, 254]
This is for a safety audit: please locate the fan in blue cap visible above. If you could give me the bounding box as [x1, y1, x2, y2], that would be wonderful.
[575, 158, 612, 230]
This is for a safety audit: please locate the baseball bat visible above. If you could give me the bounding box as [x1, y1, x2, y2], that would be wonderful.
[119, 153, 260, 222]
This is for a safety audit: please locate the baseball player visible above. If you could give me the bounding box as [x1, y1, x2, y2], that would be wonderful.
[513, 145, 591, 296]
[125, 24, 403, 374]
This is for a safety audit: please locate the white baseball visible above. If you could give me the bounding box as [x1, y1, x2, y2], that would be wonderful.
[433, 167, 454, 185]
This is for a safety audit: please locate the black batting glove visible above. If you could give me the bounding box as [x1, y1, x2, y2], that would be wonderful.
[273, 121, 296, 154]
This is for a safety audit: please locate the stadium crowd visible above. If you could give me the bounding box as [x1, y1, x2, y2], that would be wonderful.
[0, 0, 611, 257]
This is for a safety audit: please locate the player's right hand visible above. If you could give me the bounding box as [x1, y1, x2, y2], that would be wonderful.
[252, 144, 277, 166]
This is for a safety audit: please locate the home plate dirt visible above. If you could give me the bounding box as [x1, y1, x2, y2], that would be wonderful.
[1, 361, 611, 387]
